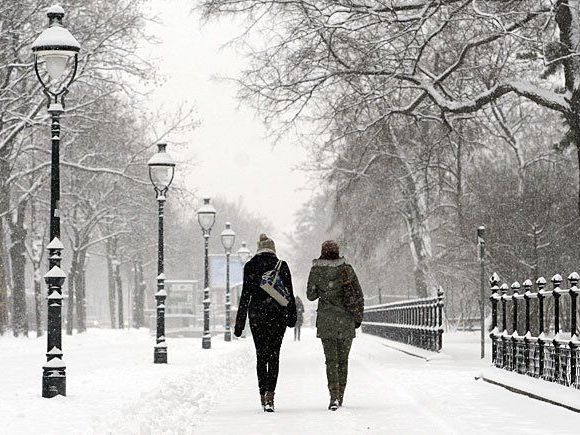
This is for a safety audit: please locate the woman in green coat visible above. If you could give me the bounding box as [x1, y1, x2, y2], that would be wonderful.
[307, 240, 364, 411]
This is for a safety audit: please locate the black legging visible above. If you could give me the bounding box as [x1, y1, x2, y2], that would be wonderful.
[250, 317, 286, 394]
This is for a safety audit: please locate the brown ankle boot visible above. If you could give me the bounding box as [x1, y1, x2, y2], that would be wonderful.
[328, 384, 339, 411]
[264, 391, 275, 412]
[260, 393, 266, 411]
[338, 384, 346, 406]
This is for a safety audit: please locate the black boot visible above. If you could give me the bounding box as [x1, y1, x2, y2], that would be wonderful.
[338, 384, 346, 407]
[260, 393, 266, 411]
[264, 391, 275, 412]
[328, 384, 339, 411]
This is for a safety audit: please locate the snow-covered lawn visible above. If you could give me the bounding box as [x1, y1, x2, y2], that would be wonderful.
[1, 328, 578, 434]
[0, 329, 253, 434]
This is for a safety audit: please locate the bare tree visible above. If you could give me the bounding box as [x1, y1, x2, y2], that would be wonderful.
[201, 0, 580, 212]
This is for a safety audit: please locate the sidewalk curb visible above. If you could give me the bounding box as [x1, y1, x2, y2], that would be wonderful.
[363, 334, 451, 362]
[476, 369, 580, 413]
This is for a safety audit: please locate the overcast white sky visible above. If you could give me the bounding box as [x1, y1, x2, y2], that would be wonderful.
[141, 0, 313, 240]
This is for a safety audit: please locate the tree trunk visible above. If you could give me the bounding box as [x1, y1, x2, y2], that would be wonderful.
[33, 259, 43, 337]
[405, 215, 431, 298]
[66, 259, 75, 335]
[81, 251, 88, 331]
[400, 168, 432, 299]
[9, 203, 28, 337]
[555, 0, 580, 216]
[0, 139, 10, 335]
[0, 223, 8, 335]
[116, 263, 124, 329]
[106, 239, 116, 328]
[133, 259, 146, 328]
[387, 131, 433, 298]
[455, 139, 465, 232]
[75, 250, 86, 333]
[576, 140, 580, 216]
[136, 261, 147, 329]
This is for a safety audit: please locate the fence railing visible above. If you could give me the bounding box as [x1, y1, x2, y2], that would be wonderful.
[361, 288, 444, 352]
[489, 272, 580, 389]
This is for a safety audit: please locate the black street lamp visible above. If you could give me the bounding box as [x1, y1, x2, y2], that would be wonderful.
[235, 241, 251, 339]
[197, 197, 216, 349]
[148, 143, 176, 363]
[32, 4, 80, 398]
[237, 241, 252, 264]
[220, 223, 236, 342]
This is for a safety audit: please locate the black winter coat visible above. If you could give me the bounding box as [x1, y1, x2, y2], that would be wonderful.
[234, 252, 297, 335]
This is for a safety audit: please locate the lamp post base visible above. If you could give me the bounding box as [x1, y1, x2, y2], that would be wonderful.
[154, 347, 167, 364]
[202, 335, 211, 349]
[42, 368, 66, 398]
[224, 330, 231, 342]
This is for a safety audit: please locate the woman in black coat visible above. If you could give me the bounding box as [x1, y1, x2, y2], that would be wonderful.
[234, 234, 297, 412]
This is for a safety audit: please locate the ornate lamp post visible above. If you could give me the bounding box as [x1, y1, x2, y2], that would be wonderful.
[32, 4, 80, 398]
[148, 143, 176, 363]
[237, 241, 252, 264]
[220, 223, 236, 342]
[235, 241, 251, 339]
[197, 197, 216, 349]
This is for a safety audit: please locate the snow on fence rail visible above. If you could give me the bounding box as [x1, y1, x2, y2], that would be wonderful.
[361, 288, 444, 352]
[489, 272, 580, 389]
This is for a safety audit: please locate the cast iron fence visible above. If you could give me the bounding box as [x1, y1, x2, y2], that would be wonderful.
[361, 288, 444, 352]
[489, 272, 580, 389]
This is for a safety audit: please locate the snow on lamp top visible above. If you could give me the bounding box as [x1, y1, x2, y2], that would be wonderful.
[197, 197, 217, 231]
[148, 144, 175, 191]
[31, 5, 80, 81]
[220, 222, 236, 251]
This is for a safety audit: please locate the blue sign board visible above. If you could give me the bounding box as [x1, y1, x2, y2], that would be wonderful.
[209, 254, 244, 289]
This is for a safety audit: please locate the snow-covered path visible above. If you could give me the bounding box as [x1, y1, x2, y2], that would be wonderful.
[196, 329, 578, 435]
[1, 328, 578, 434]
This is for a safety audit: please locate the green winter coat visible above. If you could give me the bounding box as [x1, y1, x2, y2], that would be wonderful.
[306, 258, 363, 340]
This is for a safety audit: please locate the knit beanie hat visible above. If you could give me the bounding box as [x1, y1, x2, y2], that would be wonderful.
[257, 233, 276, 253]
[320, 240, 340, 260]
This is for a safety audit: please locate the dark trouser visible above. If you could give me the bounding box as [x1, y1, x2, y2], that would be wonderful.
[321, 338, 353, 385]
[250, 317, 286, 394]
[294, 322, 302, 341]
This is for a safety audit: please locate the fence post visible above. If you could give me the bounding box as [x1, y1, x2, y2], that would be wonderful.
[478, 226, 486, 359]
[552, 274, 562, 382]
[432, 297, 437, 351]
[500, 283, 509, 368]
[537, 277, 546, 377]
[415, 302, 419, 347]
[489, 273, 500, 365]
[437, 288, 444, 352]
[523, 279, 532, 375]
[511, 281, 521, 371]
[568, 272, 579, 387]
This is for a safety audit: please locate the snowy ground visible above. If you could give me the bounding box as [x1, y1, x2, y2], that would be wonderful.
[0, 329, 253, 434]
[1, 328, 579, 434]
